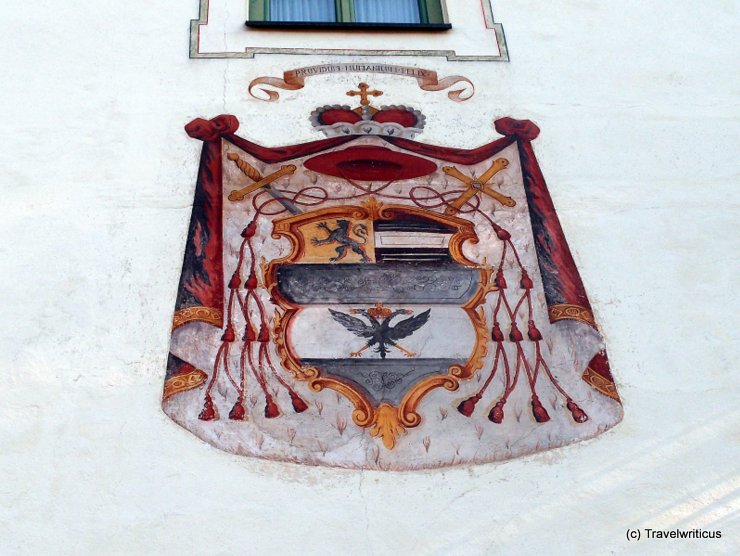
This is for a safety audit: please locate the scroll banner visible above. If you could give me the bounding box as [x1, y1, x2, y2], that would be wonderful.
[249, 63, 475, 102]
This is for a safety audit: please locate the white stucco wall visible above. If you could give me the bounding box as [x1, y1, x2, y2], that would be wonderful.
[1, 1, 737, 554]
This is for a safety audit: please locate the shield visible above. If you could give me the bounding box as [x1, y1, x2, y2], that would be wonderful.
[266, 201, 491, 448]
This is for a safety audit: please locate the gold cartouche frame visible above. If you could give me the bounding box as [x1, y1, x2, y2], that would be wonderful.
[265, 198, 493, 449]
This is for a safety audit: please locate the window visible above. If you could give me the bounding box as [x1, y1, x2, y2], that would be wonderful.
[247, 0, 450, 29]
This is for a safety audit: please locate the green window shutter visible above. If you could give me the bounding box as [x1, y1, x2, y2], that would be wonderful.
[419, 0, 445, 24]
[336, 0, 355, 22]
[249, 0, 269, 21]
[250, 0, 351, 23]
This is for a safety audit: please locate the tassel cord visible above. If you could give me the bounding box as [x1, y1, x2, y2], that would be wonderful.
[517, 342, 540, 394]
[246, 340, 271, 396]
[220, 343, 242, 396]
[259, 342, 293, 391]
[205, 343, 227, 397]
[506, 239, 524, 271]
[535, 342, 573, 401]
[238, 338, 250, 396]
[477, 343, 503, 397]
[220, 290, 243, 394]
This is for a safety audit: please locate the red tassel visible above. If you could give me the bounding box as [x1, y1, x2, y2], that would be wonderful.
[527, 320, 543, 341]
[495, 268, 507, 289]
[457, 394, 481, 417]
[509, 323, 523, 342]
[567, 399, 589, 423]
[228, 272, 241, 289]
[258, 325, 270, 343]
[520, 270, 534, 290]
[244, 323, 257, 342]
[221, 324, 236, 342]
[264, 396, 280, 418]
[198, 394, 218, 421]
[488, 401, 505, 423]
[242, 221, 257, 238]
[492, 322, 505, 342]
[531, 396, 550, 423]
[290, 391, 308, 413]
[229, 398, 246, 421]
[491, 222, 511, 241]
[246, 272, 258, 290]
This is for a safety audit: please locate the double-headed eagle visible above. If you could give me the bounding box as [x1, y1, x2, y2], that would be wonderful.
[328, 304, 431, 359]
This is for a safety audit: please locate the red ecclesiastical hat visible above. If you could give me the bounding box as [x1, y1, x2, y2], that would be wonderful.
[304, 146, 438, 181]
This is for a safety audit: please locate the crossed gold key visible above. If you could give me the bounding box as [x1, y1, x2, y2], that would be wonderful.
[227, 155, 296, 202]
[443, 158, 515, 215]
[226, 152, 301, 214]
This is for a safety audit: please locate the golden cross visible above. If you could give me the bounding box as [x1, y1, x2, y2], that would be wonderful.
[442, 158, 516, 215]
[347, 82, 383, 106]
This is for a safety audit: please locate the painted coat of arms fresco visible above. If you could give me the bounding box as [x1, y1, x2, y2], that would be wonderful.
[163, 83, 623, 469]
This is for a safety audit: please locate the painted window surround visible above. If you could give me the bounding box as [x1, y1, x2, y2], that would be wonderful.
[246, 0, 451, 30]
[191, 0, 508, 61]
